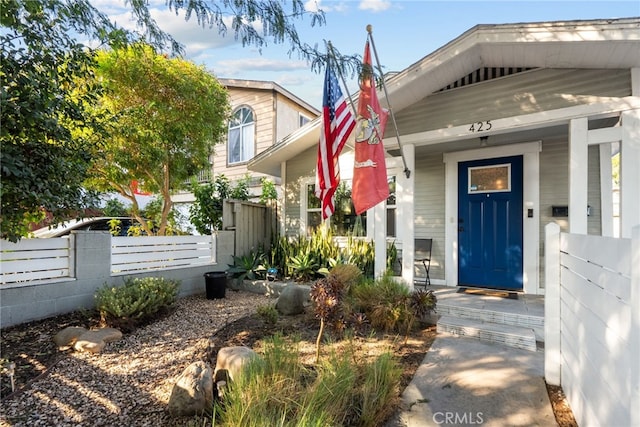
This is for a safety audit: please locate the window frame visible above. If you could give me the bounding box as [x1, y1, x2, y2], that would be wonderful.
[227, 106, 256, 165]
[467, 163, 512, 193]
[301, 175, 397, 238]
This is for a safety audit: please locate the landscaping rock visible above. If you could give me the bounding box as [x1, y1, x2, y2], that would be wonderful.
[275, 284, 307, 315]
[71, 328, 123, 354]
[214, 346, 259, 383]
[167, 361, 214, 417]
[53, 326, 88, 348]
[74, 337, 106, 354]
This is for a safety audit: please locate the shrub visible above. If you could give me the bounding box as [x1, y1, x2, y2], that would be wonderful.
[95, 277, 179, 331]
[256, 304, 279, 326]
[328, 263, 363, 290]
[351, 274, 437, 335]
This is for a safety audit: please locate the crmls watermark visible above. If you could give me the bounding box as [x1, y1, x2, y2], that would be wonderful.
[433, 411, 484, 425]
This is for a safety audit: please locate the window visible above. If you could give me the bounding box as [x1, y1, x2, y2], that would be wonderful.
[228, 107, 255, 164]
[386, 176, 396, 237]
[305, 176, 397, 237]
[306, 182, 366, 236]
[468, 164, 511, 193]
[299, 114, 311, 127]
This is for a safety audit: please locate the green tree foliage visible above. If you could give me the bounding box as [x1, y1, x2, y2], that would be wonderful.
[102, 198, 129, 217]
[0, 0, 358, 241]
[86, 45, 229, 235]
[189, 174, 250, 234]
[0, 0, 106, 241]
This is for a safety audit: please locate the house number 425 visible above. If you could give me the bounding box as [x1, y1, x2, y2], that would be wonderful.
[468, 120, 492, 132]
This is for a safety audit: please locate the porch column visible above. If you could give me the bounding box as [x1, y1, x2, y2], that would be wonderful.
[569, 118, 589, 234]
[279, 161, 287, 237]
[373, 201, 387, 280]
[399, 144, 415, 287]
[620, 108, 640, 238]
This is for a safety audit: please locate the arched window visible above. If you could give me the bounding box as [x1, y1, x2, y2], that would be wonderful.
[228, 106, 255, 164]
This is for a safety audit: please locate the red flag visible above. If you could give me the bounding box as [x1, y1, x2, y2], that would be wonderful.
[315, 61, 356, 220]
[352, 41, 389, 215]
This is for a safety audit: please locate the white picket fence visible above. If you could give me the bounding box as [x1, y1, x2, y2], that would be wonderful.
[0, 237, 75, 284]
[111, 235, 214, 275]
[545, 223, 640, 427]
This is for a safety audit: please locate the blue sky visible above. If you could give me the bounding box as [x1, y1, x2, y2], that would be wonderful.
[96, 1, 639, 109]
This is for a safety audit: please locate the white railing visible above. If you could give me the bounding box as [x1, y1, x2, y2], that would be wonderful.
[111, 235, 215, 275]
[1, 237, 74, 284]
[545, 223, 640, 427]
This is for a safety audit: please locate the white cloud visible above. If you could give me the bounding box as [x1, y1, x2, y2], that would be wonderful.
[305, 0, 349, 13]
[93, 1, 245, 56]
[358, 0, 392, 12]
[213, 57, 309, 75]
[149, 8, 241, 55]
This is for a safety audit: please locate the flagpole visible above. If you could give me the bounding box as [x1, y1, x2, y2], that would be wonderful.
[326, 41, 359, 122]
[366, 25, 411, 179]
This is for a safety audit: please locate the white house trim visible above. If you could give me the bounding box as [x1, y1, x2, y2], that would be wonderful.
[385, 97, 640, 149]
[621, 109, 640, 238]
[397, 144, 415, 287]
[569, 118, 589, 234]
[443, 141, 542, 294]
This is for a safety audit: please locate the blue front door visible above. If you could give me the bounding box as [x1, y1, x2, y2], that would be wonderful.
[458, 156, 523, 290]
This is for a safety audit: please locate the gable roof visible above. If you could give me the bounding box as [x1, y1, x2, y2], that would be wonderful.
[249, 17, 640, 177]
[218, 78, 320, 116]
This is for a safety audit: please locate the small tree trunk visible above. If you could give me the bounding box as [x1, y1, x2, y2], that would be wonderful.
[315, 318, 325, 363]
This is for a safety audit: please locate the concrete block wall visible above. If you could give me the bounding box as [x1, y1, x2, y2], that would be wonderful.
[0, 231, 235, 328]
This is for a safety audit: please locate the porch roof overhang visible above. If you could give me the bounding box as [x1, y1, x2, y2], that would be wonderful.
[248, 17, 640, 178]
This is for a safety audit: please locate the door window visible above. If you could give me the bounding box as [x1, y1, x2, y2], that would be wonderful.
[468, 164, 511, 193]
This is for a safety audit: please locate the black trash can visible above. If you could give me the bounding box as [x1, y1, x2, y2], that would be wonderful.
[204, 272, 227, 299]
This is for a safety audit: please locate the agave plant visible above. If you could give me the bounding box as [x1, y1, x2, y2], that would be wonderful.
[227, 250, 266, 281]
[288, 250, 319, 282]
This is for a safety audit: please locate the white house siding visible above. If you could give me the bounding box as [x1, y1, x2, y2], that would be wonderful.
[275, 95, 316, 142]
[283, 145, 317, 236]
[537, 138, 605, 289]
[392, 68, 631, 137]
[212, 87, 276, 183]
[414, 152, 446, 281]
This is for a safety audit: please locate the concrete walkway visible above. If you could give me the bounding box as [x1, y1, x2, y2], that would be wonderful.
[386, 286, 555, 427]
[387, 334, 556, 427]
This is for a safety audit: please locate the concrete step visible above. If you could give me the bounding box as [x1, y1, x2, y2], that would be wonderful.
[437, 315, 538, 352]
[437, 303, 544, 341]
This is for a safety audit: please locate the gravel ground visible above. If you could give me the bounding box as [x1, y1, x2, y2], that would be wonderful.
[0, 291, 272, 427]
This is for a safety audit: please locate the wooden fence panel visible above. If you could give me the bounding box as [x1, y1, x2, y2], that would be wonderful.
[1, 237, 73, 284]
[111, 235, 215, 275]
[222, 200, 274, 257]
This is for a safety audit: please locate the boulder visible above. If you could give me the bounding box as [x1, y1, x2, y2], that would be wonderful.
[71, 328, 123, 354]
[275, 284, 307, 315]
[86, 327, 123, 343]
[214, 346, 259, 383]
[74, 338, 105, 354]
[53, 326, 88, 348]
[168, 361, 214, 417]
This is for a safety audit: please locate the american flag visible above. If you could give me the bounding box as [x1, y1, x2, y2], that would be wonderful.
[315, 62, 356, 220]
